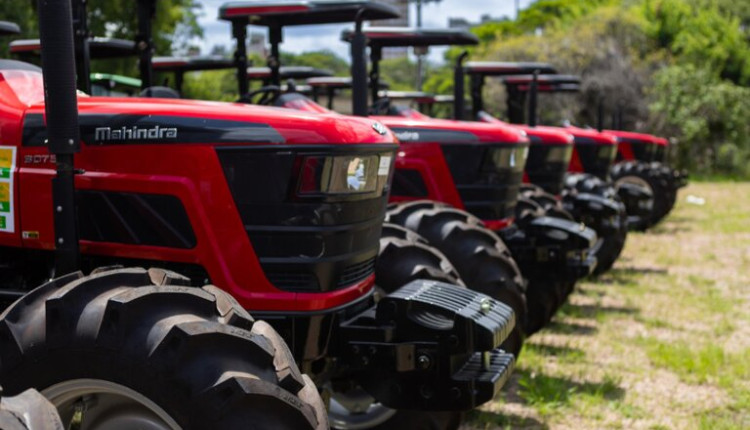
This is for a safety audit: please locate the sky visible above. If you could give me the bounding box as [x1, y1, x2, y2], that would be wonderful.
[194, 0, 536, 63]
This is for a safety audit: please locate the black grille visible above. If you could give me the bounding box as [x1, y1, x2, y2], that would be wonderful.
[338, 257, 376, 287]
[77, 191, 196, 248]
[216, 145, 395, 293]
[574, 138, 617, 180]
[525, 144, 572, 194]
[440, 143, 528, 220]
[617, 138, 658, 162]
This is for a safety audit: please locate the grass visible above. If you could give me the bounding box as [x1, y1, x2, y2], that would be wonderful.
[463, 182, 750, 430]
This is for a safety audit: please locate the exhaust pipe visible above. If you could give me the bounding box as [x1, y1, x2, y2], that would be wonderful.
[37, 0, 81, 275]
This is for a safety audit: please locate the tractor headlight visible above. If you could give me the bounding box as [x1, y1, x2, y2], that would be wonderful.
[298, 153, 392, 196]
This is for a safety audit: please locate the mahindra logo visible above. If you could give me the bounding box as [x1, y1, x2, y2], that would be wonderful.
[94, 126, 178, 142]
[395, 131, 419, 141]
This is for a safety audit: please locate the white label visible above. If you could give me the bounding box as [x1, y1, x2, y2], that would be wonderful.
[378, 156, 392, 176]
[0, 146, 16, 233]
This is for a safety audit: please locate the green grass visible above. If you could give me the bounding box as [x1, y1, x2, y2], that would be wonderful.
[465, 183, 750, 430]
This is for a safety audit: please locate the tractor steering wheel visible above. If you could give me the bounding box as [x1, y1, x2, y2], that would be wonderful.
[238, 85, 282, 105]
[369, 97, 391, 115]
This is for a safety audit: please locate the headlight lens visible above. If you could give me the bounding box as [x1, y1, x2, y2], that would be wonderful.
[483, 145, 530, 174]
[598, 145, 617, 163]
[298, 153, 392, 195]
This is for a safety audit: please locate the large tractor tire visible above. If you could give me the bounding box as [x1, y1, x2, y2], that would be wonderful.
[0, 267, 327, 430]
[328, 224, 465, 430]
[519, 184, 575, 222]
[611, 161, 674, 229]
[0, 388, 63, 430]
[562, 174, 628, 275]
[385, 201, 526, 356]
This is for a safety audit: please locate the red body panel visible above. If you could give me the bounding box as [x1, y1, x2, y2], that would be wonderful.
[1, 69, 397, 313]
[604, 129, 667, 162]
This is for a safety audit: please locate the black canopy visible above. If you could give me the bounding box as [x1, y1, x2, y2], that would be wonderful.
[152, 56, 236, 72]
[502, 74, 581, 85]
[0, 21, 20, 36]
[342, 26, 479, 47]
[465, 61, 557, 76]
[10, 37, 136, 59]
[219, 1, 399, 26]
[246, 66, 333, 80]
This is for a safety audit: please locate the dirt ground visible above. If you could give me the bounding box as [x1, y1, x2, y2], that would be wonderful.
[463, 182, 750, 430]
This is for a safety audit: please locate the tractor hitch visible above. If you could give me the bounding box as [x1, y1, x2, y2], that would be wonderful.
[565, 192, 623, 236]
[501, 216, 598, 281]
[338, 280, 515, 410]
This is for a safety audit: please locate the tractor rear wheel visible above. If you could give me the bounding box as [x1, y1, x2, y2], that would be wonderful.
[0, 267, 327, 430]
[386, 201, 526, 356]
[611, 161, 673, 229]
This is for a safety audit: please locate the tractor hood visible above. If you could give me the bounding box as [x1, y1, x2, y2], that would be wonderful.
[372, 115, 529, 145]
[2, 68, 396, 147]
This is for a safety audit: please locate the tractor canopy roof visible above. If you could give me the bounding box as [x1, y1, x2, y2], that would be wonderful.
[341, 26, 479, 47]
[503, 74, 580, 85]
[10, 37, 136, 59]
[465, 61, 557, 76]
[246, 66, 333, 80]
[218, 1, 399, 26]
[152, 56, 235, 72]
[378, 90, 435, 104]
[307, 76, 389, 89]
[0, 21, 21, 36]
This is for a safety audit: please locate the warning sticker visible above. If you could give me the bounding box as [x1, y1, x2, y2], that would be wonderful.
[378, 156, 392, 176]
[0, 146, 15, 233]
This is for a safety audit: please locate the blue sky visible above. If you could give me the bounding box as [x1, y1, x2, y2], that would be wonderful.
[194, 0, 536, 63]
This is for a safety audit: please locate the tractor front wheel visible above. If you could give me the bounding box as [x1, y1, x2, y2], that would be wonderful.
[0, 267, 327, 430]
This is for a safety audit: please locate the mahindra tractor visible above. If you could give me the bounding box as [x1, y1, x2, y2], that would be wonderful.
[485, 65, 683, 230]
[0, 1, 519, 429]
[458, 63, 631, 271]
[299, 26, 598, 340]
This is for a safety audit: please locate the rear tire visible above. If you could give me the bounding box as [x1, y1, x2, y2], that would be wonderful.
[611, 161, 674, 229]
[0, 267, 327, 430]
[386, 201, 526, 356]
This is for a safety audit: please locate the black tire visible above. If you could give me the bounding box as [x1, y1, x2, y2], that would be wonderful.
[376, 223, 464, 293]
[0, 267, 327, 430]
[519, 184, 575, 221]
[385, 201, 526, 356]
[0, 388, 62, 430]
[611, 161, 674, 229]
[562, 174, 628, 275]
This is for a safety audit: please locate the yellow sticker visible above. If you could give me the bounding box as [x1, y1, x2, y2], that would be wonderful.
[0, 182, 8, 201]
[0, 148, 12, 169]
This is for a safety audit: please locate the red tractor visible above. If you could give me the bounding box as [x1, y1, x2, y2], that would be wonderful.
[485, 65, 683, 230]
[349, 28, 626, 276]
[287, 27, 598, 340]
[0, 2, 518, 429]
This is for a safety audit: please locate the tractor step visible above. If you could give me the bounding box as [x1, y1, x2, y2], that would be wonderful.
[340, 280, 516, 411]
[453, 348, 515, 406]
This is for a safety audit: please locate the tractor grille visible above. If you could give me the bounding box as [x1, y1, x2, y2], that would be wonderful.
[216, 145, 395, 293]
[440, 143, 528, 221]
[617, 137, 658, 162]
[574, 137, 617, 180]
[525, 143, 572, 195]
